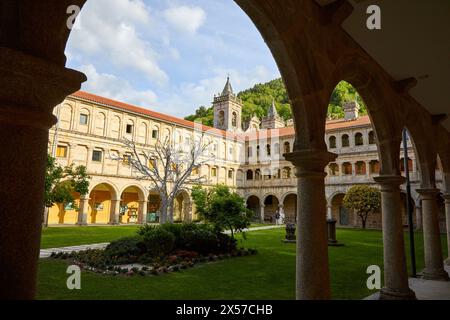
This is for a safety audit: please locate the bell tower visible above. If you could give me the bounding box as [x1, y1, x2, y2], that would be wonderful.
[213, 76, 243, 132]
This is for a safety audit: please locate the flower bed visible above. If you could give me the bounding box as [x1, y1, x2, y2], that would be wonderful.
[49, 223, 257, 277]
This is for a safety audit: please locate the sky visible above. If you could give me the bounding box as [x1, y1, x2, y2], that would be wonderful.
[65, 0, 280, 118]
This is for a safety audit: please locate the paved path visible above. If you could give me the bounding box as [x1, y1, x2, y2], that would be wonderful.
[365, 265, 450, 300]
[40, 225, 285, 259]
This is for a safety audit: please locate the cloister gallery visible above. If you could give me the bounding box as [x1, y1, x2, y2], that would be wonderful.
[0, 0, 449, 300]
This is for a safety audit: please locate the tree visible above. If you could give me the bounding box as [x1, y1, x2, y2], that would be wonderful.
[191, 184, 253, 238]
[44, 155, 91, 225]
[343, 185, 381, 229]
[114, 136, 213, 223]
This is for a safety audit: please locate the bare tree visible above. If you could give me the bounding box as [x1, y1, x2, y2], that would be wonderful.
[112, 135, 213, 223]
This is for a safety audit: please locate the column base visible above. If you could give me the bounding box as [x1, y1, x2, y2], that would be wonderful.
[379, 287, 416, 300]
[76, 222, 88, 226]
[421, 268, 450, 281]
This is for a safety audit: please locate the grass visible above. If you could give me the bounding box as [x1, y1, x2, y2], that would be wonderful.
[36, 227, 448, 300]
[41, 226, 140, 249]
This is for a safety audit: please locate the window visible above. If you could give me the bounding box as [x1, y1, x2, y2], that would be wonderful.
[148, 159, 156, 169]
[56, 145, 68, 158]
[343, 162, 352, 175]
[355, 161, 366, 175]
[266, 144, 271, 156]
[247, 146, 253, 158]
[246, 170, 253, 180]
[126, 124, 134, 134]
[123, 154, 132, 165]
[284, 142, 290, 154]
[369, 131, 376, 145]
[232, 112, 237, 128]
[192, 167, 199, 176]
[79, 113, 89, 125]
[369, 160, 380, 174]
[92, 150, 102, 162]
[228, 170, 233, 179]
[355, 133, 363, 146]
[329, 136, 336, 149]
[341, 134, 350, 147]
[329, 163, 339, 176]
[152, 129, 159, 139]
[282, 167, 291, 179]
[211, 167, 217, 177]
[400, 158, 413, 172]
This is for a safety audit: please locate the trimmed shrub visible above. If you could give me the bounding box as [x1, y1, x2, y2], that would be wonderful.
[104, 236, 145, 263]
[141, 227, 175, 257]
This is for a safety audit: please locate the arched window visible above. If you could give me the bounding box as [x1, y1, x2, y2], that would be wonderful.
[355, 161, 366, 175]
[284, 141, 290, 154]
[343, 162, 352, 175]
[355, 133, 363, 146]
[255, 169, 261, 180]
[329, 163, 339, 176]
[329, 136, 336, 149]
[341, 134, 350, 147]
[282, 167, 291, 179]
[368, 131, 376, 145]
[232, 112, 237, 128]
[266, 144, 271, 156]
[246, 170, 253, 180]
[218, 110, 225, 127]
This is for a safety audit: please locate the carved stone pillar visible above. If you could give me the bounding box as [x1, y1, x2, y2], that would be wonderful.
[416, 189, 449, 280]
[285, 149, 336, 300]
[443, 194, 450, 266]
[415, 206, 423, 230]
[109, 199, 121, 225]
[260, 204, 265, 223]
[374, 175, 416, 300]
[0, 47, 85, 299]
[76, 195, 89, 225]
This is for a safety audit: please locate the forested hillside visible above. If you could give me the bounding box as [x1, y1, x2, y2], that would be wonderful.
[184, 78, 367, 127]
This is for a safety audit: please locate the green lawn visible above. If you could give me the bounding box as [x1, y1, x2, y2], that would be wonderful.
[41, 226, 141, 249]
[37, 227, 448, 300]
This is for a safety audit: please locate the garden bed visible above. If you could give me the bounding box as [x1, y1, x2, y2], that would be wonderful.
[48, 223, 257, 277]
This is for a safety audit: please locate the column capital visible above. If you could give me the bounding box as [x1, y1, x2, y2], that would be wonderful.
[416, 188, 440, 199]
[373, 175, 405, 189]
[285, 149, 337, 176]
[0, 47, 86, 129]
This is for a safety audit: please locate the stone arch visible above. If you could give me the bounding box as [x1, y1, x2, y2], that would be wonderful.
[119, 185, 146, 224]
[329, 192, 351, 227]
[263, 194, 279, 223]
[281, 192, 297, 224]
[94, 111, 106, 136]
[88, 182, 119, 224]
[246, 194, 262, 222]
[174, 189, 192, 222]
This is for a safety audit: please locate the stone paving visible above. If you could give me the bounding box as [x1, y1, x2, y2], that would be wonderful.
[39, 224, 285, 258]
[365, 265, 450, 300]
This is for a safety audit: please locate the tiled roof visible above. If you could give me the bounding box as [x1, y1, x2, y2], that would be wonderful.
[69, 91, 372, 141]
[70, 91, 237, 139]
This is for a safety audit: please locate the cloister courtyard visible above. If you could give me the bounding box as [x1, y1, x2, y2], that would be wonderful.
[37, 225, 448, 300]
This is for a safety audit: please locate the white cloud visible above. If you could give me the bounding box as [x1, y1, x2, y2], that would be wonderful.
[163, 5, 206, 34]
[69, 0, 168, 85]
[158, 65, 276, 117]
[79, 64, 158, 108]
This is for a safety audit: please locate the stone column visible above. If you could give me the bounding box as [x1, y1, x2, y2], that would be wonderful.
[327, 204, 333, 220]
[138, 201, 148, 224]
[76, 195, 89, 225]
[444, 194, 450, 266]
[260, 204, 265, 223]
[415, 205, 423, 230]
[109, 199, 121, 225]
[0, 47, 85, 299]
[285, 150, 336, 300]
[416, 189, 449, 280]
[374, 175, 416, 300]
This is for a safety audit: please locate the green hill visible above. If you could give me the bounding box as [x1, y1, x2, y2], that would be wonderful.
[184, 78, 367, 127]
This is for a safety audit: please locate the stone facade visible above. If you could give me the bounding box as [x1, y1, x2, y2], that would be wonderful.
[47, 78, 446, 231]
